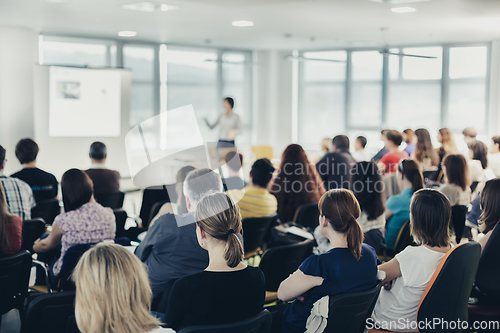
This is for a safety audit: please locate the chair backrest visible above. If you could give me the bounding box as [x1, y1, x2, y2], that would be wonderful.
[251, 146, 274, 160]
[57, 243, 95, 291]
[324, 280, 382, 333]
[21, 218, 47, 253]
[450, 205, 468, 244]
[259, 239, 314, 292]
[139, 185, 176, 229]
[293, 203, 320, 230]
[393, 220, 414, 255]
[475, 223, 500, 299]
[93, 191, 125, 209]
[178, 309, 272, 333]
[0, 250, 32, 316]
[113, 208, 128, 239]
[21, 291, 80, 333]
[242, 216, 276, 254]
[417, 242, 481, 333]
[31, 198, 61, 225]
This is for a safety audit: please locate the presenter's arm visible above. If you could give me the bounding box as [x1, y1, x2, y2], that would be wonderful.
[204, 114, 220, 130]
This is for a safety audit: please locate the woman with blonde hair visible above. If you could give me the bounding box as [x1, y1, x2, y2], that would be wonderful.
[72, 243, 172, 333]
[0, 182, 22, 257]
[412, 128, 440, 171]
[437, 128, 458, 160]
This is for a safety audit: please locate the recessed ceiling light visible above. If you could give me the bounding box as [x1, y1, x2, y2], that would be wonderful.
[122, 2, 178, 12]
[159, 4, 178, 11]
[118, 31, 137, 37]
[369, 0, 428, 3]
[232, 21, 254, 27]
[391, 6, 417, 13]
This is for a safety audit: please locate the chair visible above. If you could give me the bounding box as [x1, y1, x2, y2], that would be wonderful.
[31, 198, 61, 225]
[56, 243, 95, 291]
[139, 185, 176, 229]
[21, 218, 47, 253]
[293, 203, 320, 230]
[93, 191, 125, 209]
[242, 215, 276, 258]
[251, 146, 274, 160]
[21, 291, 80, 333]
[177, 309, 272, 333]
[451, 205, 467, 244]
[324, 280, 382, 333]
[383, 220, 414, 261]
[113, 208, 128, 239]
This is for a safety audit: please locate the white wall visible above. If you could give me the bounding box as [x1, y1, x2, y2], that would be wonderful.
[488, 40, 500, 138]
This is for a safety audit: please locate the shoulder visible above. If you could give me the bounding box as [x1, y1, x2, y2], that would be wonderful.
[10, 170, 23, 178]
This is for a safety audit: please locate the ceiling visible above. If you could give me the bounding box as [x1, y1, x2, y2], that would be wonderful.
[0, 0, 500, 50]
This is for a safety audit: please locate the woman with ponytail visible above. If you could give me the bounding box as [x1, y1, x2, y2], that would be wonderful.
[278, 189, 378, 333]
[384, 159, 424, 250]
[164, 191, 265, 331]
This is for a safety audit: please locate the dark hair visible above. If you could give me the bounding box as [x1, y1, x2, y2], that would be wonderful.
[89, 142, 107, 160]
[176, 166, 196, 215]
[356, 136, 367, 149]
[61, 169, 94, 212]
[469, 140, 488, 169]
[398, 159, 424, 193]
[351, 162, 385, 221]
[492, 135, 500, 147]
[443, 154, 470, 191]
[224, 151, 243, 172]
[410, 189, 450, 248]
[462, 127, 477, 138]
[318, 189, 363, 259]
[224, 97, 234, 109]
[332, 135, 350, 151]
[414, 128, 439, 167]
[386, 130, 403, 147]
[479, 179, 500, 234]
[15, 138, 39, 164]
[0, 146, 5, 165]
[251, 158, 275, 188]
[403, 129, 414, 144]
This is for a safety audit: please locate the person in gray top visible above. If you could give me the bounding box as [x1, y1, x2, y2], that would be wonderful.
[204, 97, 242, 147]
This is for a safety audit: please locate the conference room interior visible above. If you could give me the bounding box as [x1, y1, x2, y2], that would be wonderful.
[1, 0, 500, 332]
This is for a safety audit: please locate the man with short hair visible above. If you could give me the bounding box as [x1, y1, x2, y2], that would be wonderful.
[11, 138, 58, 202]
[379, 130, 409, 174]
[488, 135, 500, 177]
[222, 151, 246, 191]
[315, 135, 356, 190]
[352, 136, 370, 162]
[0, 145, 35, 220]
[85, 141, 120, 193]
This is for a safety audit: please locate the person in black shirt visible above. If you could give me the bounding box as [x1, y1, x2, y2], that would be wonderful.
[164, 191, 265, 331]
[222, 151, 246, 191]
[315, 135, 356, 191]
[11, 138, 58, 202]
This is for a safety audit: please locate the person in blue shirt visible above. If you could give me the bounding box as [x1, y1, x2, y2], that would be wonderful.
[385, 159, 424, 250]
[278, 188, 379, 333]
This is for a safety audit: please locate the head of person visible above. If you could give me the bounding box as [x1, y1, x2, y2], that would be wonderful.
[224, 151, 243, 174]
[438, 128, 458, 154]
[183, 168, 223, 212]
[381, 129, 389, 141]
[478, 179, 500, 234]
[0, 145, 5, 171]
[402, 129, 414, 144]
[175, 166, 196, 215]
[355, 136, 367, 151]
[385, 130, 403, 150]
[61, 169, 93, 212]
[414, 128, 439, 165]
[0, 182, 17, 255]
[410, 189, 451, 248]
[223, 97, 234, 111]
[72, 243, 160, 333]
[443, 154, 470, 191]
[398, 160, 424, 193]
[462, 127, 477, 144]
[468, 140, 488, 169]
[250, 158, 275, 189]
[321, 138, 331, 155]
[15, 138, 39, 165]
[195, 192, 243, 268]
[489, 136, 500, 154]
[89, 141, 107, 163]
[331, 135, 350, 152]
[351, 161, 385, 221]
[318, 189, 363, 259]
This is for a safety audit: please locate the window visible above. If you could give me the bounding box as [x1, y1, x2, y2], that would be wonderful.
[41, 39, 112, 67]
[402, 47, 442, 80]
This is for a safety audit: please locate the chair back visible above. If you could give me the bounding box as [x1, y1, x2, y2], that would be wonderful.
[417, 242, 481, 333]
[293, 203, 320, 230]
[21, 218, 47, 253]
[451, 205, 468, 244]
[475, 223, 500, 299]
[21, 291, 80, 333]
[178, 309, 272, 333]
[93, 191, 125, 209]
[113, 208, 128, 239]
[259, 239, 314, 292]
[57, 243, 95, 291]
[324, 280, 382, 333]
[0, 250, 32, 316]
[242, 216, 276, 254]
[251, 146, 274, 160]
[139, 185, 176, 229]
[393, 220, 414, 255]
[31, 198, 61, 225]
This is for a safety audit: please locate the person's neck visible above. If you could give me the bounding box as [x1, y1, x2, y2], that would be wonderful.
[325, 229, 348, 249]
[355, 147, 364, 152]
[390, 146, 400, 153]
[91, 159, 105, 165]
[205, 244, 245, 271]
[228, 170, 240, 178]
[226, 109, 233, 116]
[402, 179, 412, 190]
[22, 161, 37, 169]
[248, 181, 266, 190]
[424, 243, 451, 253]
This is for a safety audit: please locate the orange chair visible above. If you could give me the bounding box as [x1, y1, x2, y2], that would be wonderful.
[251, 146, 273, 160]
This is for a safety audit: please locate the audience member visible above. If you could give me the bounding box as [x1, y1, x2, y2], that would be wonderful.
[316, 135, 355, 190]
[314, 138, 331, 164]
[85, 141, 120, 193]
[0, 183, 22, 257]
[0, 145, 35, 220]
[227, 158, 277, 219]
[352, 136, 371, 162]
[271, 144, 325, 222]
[73, 243, 172, 333]
[372, 130, 389, 162]
[412, 128, 439, 171]
[487, 135, 500, 177]
[385, 160, 424, 250]
[11, 138, 58, 202]
[372, 189, 452, 331]
[279, 189, 378, 333]
[462, 127, 478, 146]
[165, 192, 265, 331]
[477, 179, 500, 252]
[438, 154, 471, 206]
[379, 130, 409, 174]
[468, 140, 489, 183]
[402, 129, 417, 157]
[436, 128, 458, 162]
[222, 151, 246, 191]
[33, 169, 116, 277]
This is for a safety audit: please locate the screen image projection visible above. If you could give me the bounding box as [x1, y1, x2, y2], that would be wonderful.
[49, 66, 122, 137]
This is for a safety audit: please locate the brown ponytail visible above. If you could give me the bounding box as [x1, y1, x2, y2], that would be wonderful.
[195, 191, 244, 268]
[318, 189, 364, 260]
[399, 160, 424, 193]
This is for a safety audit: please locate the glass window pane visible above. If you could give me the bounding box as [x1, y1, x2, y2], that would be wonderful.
[223, 53, 245, 82]
[349, 83, 382, 127]
[42, 41, 107, 67]
[389, 48, 399, 80]
[130, 83, 155, 127]
[303, 51, 347, 82]
[402, 47, 442, 80]
[352, 51, 383, 81]
[449, 46, 488, 79]
[167, 48, 217, 84]
[123, 45, 155, 81]
[447, 82, 486, 132]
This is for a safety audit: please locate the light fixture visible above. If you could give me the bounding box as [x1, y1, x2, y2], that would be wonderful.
[232, 21, 254, 27]
[122, 2, 178, 12]
[369, 0, 428, 3]
[118, 31, 137, 37]
[391, 6, 417, 13]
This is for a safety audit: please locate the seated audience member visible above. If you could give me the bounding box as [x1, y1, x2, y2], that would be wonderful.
[135, 168, 222, 298]
[316, 135, 356, 190]
[477, 179, 500, 252]
[279, 189, 378, 333]
[11, 138, 58, 202]
[462, 127, 478, 156]
[73, 243, 172, 333]
[412, 128, 440, 171]
[371, 189, 452, 332]
[468, 140, 490, 183]
[227, 158, 277, 219]
[402, 129, 417, 157]
[352, 136, 371, 162]
[271, 144, 325, 222]
[385, 160, 424, 250]
[487, 135, 500, 178]
[466, 194, 481, 229]
[0, 183, 22, 257]
[438, 154, 471, 206]
[314, 138, 331, 164]
[222, 151, 246, 191]
[436, 128, 458, 163]
[372, 130, 390, 162]
[379, 130, 409, 174]
[85, 141, 120, 193]
[33, 169, 116, 277]
[0, 145, 35, 220]
[165, 192, 265, 331]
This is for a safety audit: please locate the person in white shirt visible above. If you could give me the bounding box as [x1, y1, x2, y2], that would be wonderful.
[351, 136, 371, 162]
[438, 154, 471, 207]
[204, 97, 242, 148]
[487, 135, 500, 178]
[461, 127, 477, 158]
[370, 189, 452, 333]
